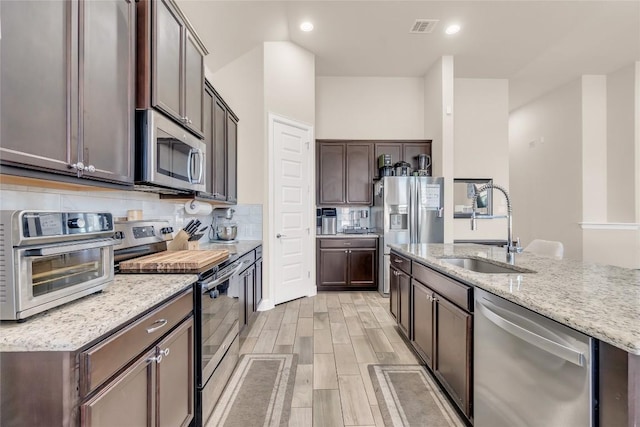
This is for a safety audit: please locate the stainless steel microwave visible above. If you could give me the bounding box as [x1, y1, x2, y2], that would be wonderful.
[135, 110, 206, 193]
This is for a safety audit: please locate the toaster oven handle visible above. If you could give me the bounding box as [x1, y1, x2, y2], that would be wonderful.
[201, 260, 245, 293]
[23, 238, 116, 257]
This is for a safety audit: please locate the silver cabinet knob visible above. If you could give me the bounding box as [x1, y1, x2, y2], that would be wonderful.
[69, 162, 85, 171]
[84, 164, 96, 173]
[159, 348, 170, 357]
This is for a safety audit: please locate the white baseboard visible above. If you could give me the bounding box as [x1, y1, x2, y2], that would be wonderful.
[257, 299, 275, 311]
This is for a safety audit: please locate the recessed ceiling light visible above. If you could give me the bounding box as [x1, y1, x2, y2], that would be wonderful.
[445, 24, 461, 35]
[300, 22, 314, 32]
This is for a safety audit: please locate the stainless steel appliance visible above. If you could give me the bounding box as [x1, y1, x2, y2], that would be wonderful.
[135, 109, 206, 193]
[372, 177, 444, 294]
[113, 219, 244, 427]
[0, 210, 115, 320]
[210, 208, 239, 243]
[321, 208, 337, 235]
[474, 288, 594, 426]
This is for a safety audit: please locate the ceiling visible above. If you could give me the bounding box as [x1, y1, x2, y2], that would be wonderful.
[177, 0, 640, 109]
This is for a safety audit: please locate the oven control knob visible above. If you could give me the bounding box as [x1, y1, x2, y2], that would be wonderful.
[209, 289, 219, 299]
[114, 231, 125, 240]
[160, 227, 173, 235]
[67, 218, 86, 229]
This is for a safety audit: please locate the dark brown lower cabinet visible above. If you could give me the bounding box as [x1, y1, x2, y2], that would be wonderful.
[244, 264, 256, 327]
[389, 266, 399, 320]
[397, 269, 411, 338]
[433, 296, 472, 417]
[317, 238, 378, 291]
[411, 280, 435, 369]
[81, 317, 194, 427]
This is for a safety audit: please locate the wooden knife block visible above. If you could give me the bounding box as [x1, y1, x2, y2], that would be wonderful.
[167, 230, 199, 251]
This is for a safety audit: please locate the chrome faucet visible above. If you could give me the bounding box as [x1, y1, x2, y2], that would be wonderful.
[470, 183, 522, 263]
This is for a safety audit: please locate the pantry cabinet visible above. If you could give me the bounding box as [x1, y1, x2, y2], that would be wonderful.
[136, 0, 207, 137]
[0, 0, 135, 185]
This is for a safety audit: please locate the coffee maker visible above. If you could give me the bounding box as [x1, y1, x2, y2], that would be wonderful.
[378, 154, 394, 177]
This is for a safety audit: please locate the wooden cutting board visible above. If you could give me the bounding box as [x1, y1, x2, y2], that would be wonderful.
[119, 250, 229, 273]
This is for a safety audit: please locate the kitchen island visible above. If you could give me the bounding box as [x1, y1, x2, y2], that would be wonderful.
[388, 243, 640, 426]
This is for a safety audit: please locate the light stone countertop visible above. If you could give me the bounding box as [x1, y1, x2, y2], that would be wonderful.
[388, 243, 640, 355]
[0, 274, 198, 352]
[0, 242, 262, 353]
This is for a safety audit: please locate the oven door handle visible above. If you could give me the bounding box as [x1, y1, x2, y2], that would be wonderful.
[23, 238, 116, 257]
[201, 260, 245, 293]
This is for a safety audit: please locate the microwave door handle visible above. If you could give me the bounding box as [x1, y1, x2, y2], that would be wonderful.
[23, 238, 116, 257]
[187, 148, 195, 184]
[196, 148, 204, 184]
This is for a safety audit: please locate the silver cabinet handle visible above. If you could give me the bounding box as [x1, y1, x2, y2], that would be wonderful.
[69, 162, 85, 171]
[276, 233, 287, 238]
[394, 259, 403, 263]
[159, 348, 170, 357]
[148, 354, 163, 364]
[146, 319, 168, 334]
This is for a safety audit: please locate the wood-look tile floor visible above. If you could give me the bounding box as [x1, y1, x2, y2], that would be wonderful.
[240, 291, 421, 427]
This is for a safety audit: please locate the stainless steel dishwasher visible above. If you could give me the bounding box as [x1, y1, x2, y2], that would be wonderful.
[474, 288, 594, 426]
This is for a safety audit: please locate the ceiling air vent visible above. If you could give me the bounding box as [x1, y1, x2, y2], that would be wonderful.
[409, 19, 439, 34]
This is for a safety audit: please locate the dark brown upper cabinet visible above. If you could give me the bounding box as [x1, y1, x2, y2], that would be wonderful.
[317, 141, 373, 206]
[0, 0, 135, 185]
[201, 81, 238, 204]
[136, 0, 207, 138]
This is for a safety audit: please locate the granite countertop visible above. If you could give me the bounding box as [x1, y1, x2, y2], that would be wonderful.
[0, 274, 198, 352]
[317, 233, 379, 239]
[388, 243, 640, 355]
[199, 240, 262, 255]
[0, 242, 263, 353]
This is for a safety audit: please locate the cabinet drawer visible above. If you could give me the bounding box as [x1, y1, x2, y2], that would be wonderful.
[238, 250, 256, 272]
[390, 252, 411, 275]
[319, 238, 377, 249]
[255, 245, 263, 260]
[413, 263, 472, 312]
[80, 288, 193, 397]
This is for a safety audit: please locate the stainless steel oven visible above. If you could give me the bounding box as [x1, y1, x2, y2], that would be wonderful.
[0, 211, 115, 320]
[195, 258, 246, 426]
[135, 109, 206, 193]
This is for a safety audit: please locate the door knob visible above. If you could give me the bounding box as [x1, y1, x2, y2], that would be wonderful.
[276, 233, 287, 238]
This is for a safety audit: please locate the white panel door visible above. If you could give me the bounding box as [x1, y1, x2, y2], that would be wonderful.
[272, 116, 312, 305]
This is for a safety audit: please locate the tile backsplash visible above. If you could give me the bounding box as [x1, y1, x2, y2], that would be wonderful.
[0, 183, 263, 242]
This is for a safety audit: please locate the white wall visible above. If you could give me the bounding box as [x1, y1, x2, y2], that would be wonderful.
[606, 63, 637, 222]
[209, 46, 265, 205]
[509, 79, 584, 260]
[453, 78, 510, 240]
[424, 56, 455, 243]
[315, 77, 424, 139]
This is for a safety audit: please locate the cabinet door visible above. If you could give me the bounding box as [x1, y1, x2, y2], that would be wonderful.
[184, 30, 204, 136]
[255, 258, 263, 309]
[81, 348, 156, 427]
[203, 87, 214, 194]
[81, 0, 134, 183]
[374, 143, 402, 178]
[348, 248, 376, 287]
[412, 280, 435, 368]
[318, 249, 349, 287]
[153, 0, 182, 121]
[434, 295, 472, 417]
[317, 144, 345, 205]
[0, 0, 75, 173]
[345, 144, 373, 205]
[402, 143, 431, 173]
[398, 270, 411, 337]
[212, 97, 227, 200]
[226, 115, 238, 204]
[244, 265, 256, 326]
[157, 317, 194, 427]
[389, 266, 399, 320]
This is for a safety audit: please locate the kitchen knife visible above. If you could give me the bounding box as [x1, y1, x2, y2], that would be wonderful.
[183, 219, 195, 233]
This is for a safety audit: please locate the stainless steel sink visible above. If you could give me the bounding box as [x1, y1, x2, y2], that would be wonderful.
[439, 257, 534, 274]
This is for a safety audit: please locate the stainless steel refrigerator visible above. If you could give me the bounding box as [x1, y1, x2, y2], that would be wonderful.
[372, 176, 444, 294]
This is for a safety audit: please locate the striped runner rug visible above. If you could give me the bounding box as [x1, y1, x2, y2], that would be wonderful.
[369, 364, 466, 427]
[207, 354, 297, 427]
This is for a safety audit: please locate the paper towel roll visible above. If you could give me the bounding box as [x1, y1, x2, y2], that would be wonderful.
[184, 200, 213, 215]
